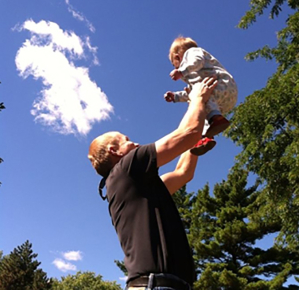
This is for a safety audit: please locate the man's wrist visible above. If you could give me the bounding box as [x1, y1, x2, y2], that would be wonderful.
[188, 97, 205, 115]
[189, 94, 206, 106]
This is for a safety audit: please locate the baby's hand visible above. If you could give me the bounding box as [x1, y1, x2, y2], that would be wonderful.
[164, 91, 175, 102]
[170, 69, 183, 81]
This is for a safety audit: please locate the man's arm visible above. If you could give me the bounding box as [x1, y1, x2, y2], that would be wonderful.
[160, 151, 198, 195]
[155, 77, 217, 168]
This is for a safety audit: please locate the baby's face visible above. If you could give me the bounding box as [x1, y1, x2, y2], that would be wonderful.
[171, 54, 181, 69]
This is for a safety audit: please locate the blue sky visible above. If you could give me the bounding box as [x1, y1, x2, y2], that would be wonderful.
[0, 0, 293, 286]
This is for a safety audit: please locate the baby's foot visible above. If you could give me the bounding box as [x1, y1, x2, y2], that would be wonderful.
[205, 115, 230, 138]
[190, 137, 216, 156]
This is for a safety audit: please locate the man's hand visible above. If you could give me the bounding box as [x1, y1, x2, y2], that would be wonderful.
[164, 91, 175, 102]
[170, 69, 183, 81]
[189, 77, 218, 104]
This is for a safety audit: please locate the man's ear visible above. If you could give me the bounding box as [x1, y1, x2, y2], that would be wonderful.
[108, 145, 123, 157]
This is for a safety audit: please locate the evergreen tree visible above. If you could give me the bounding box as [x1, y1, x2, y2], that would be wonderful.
[227, 1, 299, 248]
[51, 271, 122, 290]
[173, 168, 299, 289]
[0, 240, 52, 290]
[114, 260, 128, 276]
[172, 186, 196, 233]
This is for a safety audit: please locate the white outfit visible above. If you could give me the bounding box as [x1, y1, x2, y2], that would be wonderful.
[174, 47, 238, 134]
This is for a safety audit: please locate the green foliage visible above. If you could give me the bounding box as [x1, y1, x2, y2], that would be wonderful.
[227, 1, 299, 249]
[173, 168, 299, 289]
[172, 186, 196, 232]
[238, 1, 299, 73]
[242, 11, 299, 73]
[0, 242, 123, 290]
[238, 0, 299, 29]
[0, 240, 52, 290]
[51, 271, 122, 290]
[114, 260, 128, 276]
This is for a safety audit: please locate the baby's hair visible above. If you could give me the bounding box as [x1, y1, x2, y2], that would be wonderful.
[169, 36, 198, 62]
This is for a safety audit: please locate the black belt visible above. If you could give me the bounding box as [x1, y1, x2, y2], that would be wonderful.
[127, 276, 190, 290]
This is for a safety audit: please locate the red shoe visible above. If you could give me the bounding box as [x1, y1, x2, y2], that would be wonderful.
[190, 137, 216, 156]
[205, 116, 230, 138]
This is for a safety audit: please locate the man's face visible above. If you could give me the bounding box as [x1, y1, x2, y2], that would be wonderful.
[116, 133, 139, 156]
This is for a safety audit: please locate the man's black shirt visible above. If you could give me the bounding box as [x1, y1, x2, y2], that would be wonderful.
[106, 144, 195, 285]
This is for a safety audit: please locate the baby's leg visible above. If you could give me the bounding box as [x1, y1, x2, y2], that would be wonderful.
[202, 119, 210, 136]
[205, 97, 221, 121]
[204, 79, 238, 137]
[212, 78, 238, 115]
[205, 94, 230, 138]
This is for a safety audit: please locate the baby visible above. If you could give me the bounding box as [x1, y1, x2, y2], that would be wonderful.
[165, 36, 238, 156]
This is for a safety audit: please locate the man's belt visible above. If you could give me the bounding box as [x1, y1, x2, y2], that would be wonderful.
[127, 276, 190, 290]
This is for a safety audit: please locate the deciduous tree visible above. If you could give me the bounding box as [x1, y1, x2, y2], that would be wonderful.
[51, 271, 122, 290]
[227, 0, 299, 249]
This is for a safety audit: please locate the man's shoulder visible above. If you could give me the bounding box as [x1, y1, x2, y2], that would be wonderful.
[126, 143, 156, 160]
[114, 143, 157, 178]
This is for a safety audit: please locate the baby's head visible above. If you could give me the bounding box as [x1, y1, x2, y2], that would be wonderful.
[169, 36, 198, 68]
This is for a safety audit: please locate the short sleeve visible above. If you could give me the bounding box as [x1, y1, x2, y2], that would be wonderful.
[120, 143, 158, 181]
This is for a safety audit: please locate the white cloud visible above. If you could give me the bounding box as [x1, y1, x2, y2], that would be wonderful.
[53, 258, 77, 272]
[22, 20, 84, 56]
[65, 0, 95, 33]
[85, 36, 99, 65]
[119, 276, 128, 281]
[15, 20, 113, 136]
[62, 250, 83, 261]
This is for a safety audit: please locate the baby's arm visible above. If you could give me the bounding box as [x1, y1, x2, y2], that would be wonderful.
[164, 90, 189, 103]
[175, 90, 189, 102]
[179, 47, 205, 76]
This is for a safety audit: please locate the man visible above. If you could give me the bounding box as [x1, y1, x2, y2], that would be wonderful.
[88, 77, 217, 290]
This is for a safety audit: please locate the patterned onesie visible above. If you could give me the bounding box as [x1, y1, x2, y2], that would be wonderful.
[173, 47, 238, 134]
